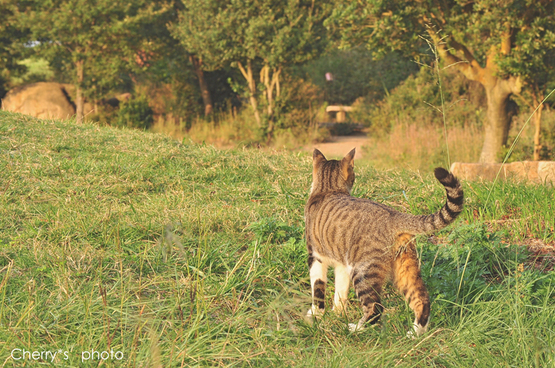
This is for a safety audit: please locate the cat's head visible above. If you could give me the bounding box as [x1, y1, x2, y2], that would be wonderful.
[310, 148, 356, 195]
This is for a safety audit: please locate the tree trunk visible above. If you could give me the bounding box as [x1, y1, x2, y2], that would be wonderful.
[261, 65, 272, 116]
[479, 77, 518, 163]
[433, 34, 522, 163]
[75, 60, 84, 124]
[260, 65, 281, 137]
[237, 60, 261, 127]
[532, 91, 544, 161]
[190, 55, 213, 117]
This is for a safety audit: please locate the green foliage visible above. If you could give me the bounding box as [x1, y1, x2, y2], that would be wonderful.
[493, 6, 555, 86]
[358, 65, 486, 134]
[12, 0, 171, 107]
[421, 225, 521, 305]
[172, 0, 330, 71]
[540, 111, 555, 158]
[499, 108, 555, 162]
[327, 123, 360, 136]
[271, 75, 323, 131]
[298, 48, 418, 106]
[172, 0, 332, 134]
[116, 95, 154, 130]
[248, 217, 304, 244]
[134, 51, 205, 123]
[140, 78, 203, 123]
[9, 58, 55, 86]
[329, 0, 555, 70]
[328, 0, 555, 163]
[129, 6, 240, 121]
[0, 0, 29, 97]
[418, 222, 555, 368]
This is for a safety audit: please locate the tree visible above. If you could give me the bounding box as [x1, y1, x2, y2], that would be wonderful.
[189, 55, 213, 117]
[171, 0, 330, 137]
[298, 48, 418, 106]
[0, 0, 28, 98]
[13, 0, 169, 123]
[502, 34, 555, 160]
[329, 0, 555, 163]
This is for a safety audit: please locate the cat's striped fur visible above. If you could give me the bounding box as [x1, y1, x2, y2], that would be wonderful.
[305, 148, 464, 337]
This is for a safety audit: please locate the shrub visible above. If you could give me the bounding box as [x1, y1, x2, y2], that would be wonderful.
[296, 48, 418, 106]
[273, 75, 323, 131]
[357, 65, 487, 136]
[116, 95, 154, 129]
[503, 108, 555, 162]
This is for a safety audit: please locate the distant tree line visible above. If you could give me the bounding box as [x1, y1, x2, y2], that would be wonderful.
[1, 0, 554, 162]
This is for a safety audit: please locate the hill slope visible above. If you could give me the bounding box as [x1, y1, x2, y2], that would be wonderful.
[1, 111, 554, 366]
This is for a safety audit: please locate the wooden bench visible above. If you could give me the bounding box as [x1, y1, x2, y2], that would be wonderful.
[325, 105, 353, 123]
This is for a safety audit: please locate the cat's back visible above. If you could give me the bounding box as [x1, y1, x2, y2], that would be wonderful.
[306, 192, 395, 219]
[305, 192, 400, 262]
[305, 193, 399, 240]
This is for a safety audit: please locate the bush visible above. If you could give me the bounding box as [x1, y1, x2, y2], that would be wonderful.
[503, 108, 555, 162]
[270, 74, 330, 146]
[116, 96, 154, 129]
[356, 65, 486, 136]
[421, 223, 554, 314]
[273, 75, 323, 130]
[296, 48, 418, 106]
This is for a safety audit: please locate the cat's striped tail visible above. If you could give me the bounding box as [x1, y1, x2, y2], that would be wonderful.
[399, 167, 464, 234]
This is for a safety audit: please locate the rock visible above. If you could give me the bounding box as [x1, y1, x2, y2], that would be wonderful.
[1, 82, 76, 119]
[1, 82, 95, 120]
[450, 161, 555, 185]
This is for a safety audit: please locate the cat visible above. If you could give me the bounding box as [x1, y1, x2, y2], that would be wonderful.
[304, 148, 463, 337]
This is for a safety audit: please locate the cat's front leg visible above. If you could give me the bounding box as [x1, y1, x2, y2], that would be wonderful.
[306, 256, 328, 319]
[332, 264, 351, 315]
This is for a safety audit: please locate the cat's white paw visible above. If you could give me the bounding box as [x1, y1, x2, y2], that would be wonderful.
[407, 323, 427, 339]
[348, 323, 365, 333]
[306, 305, 324, 319]
[332, 302, 348, 315]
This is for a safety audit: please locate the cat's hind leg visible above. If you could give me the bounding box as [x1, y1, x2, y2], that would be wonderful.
[306, 256, 328, 319]
[349, 262, 386, 332]
[392, 234, 430, 338]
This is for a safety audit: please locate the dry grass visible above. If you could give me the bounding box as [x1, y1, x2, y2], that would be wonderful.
[151, 109, 260, 147]
[150, 116, 188, 140]
[361, 123, 483, 171]
[152, 107, 329, 150]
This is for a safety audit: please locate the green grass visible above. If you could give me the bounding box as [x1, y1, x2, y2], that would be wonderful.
[1, 111, 554, 367]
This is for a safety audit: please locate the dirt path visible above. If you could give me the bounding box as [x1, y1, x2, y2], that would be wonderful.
[306, 134, 370, 159]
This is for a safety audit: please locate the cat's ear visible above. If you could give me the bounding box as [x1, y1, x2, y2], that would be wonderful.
[313, 149, 327, 168]
[342, 148, 355, 167]
[341, 148, 355, 180]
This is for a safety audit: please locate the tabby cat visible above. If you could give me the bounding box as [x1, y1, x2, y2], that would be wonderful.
[304, 148, 463, 337]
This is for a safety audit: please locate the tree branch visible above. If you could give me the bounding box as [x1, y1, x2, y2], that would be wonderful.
[270, 67, 281, 97]
[236, 61, 249, 81]
[426, 28, 484, 83]
[502, 75, 522, 95]
[500, 23, 512, 55]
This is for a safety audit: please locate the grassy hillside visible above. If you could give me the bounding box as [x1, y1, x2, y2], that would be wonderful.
[0, 111, 554, 367]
